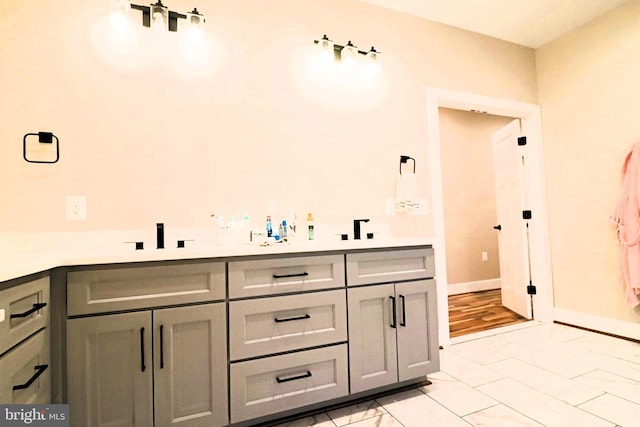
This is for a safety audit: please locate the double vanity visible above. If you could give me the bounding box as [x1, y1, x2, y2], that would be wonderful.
[0, 237, 439, 426]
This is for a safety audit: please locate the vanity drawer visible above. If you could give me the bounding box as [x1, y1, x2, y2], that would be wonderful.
[228, 255, 345, 298]
[0, 329, 50, 404]
[229, 290, 347, 360]
[0, 276, 49, 355]
[230, 344, 348, 422]
[67, 261, 225, 316]
[346, 248, 435, 286]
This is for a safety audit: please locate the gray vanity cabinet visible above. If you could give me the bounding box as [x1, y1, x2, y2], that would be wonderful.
[346, 249, 439, 394]
[66, 262, 227, 427]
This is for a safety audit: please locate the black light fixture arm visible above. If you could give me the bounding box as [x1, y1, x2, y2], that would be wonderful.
[130, 1, 190, 32]
[130, 3, 151, 27]
[168, 10, 187, 32]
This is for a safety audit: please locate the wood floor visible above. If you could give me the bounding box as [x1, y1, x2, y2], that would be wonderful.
[448, 289, 529, 338]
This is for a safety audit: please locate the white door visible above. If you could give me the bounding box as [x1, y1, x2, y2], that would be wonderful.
[492, 119, 532, 319]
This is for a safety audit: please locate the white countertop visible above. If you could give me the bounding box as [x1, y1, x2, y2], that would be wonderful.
[0, 230, 434, 282]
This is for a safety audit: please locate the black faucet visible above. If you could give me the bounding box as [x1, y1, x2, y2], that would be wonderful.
[353, 219, 370, 240]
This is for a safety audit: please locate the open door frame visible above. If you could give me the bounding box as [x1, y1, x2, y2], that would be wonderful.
[426, 87, 554, 347]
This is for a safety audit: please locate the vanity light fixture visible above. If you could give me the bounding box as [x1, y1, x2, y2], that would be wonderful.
[313, 35, 381, 67]
[110, 0, 205, 33]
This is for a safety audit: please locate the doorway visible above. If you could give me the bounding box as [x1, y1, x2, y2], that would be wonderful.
[439, 109, 528, 338]
[426, 87, 554, 347]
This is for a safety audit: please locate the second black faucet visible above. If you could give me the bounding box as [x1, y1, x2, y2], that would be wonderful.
[353, 219, 370, 240]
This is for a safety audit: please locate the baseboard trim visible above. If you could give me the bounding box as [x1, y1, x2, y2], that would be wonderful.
[448, 279, 500, 296]
[553, 307, 640, 341]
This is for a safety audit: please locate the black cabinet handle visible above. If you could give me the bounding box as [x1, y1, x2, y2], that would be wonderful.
[10, 303, 47, 319]
[13, 364, 48, 391]
[140, 327, 146, 372]
[274, 314, 310, 323]
[390, 296, 397, 328]
[493, 224, 502, 230]
[276, 370, 312, 383]
[159, 324, 164, 369]
[272, 272, 309, 279]
[399, 295, 407, 327]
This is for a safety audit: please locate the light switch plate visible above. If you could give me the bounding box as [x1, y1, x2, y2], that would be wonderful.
[0, 309, 5, 323]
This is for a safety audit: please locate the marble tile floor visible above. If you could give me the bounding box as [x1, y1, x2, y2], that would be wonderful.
[272, 322, 640, 427]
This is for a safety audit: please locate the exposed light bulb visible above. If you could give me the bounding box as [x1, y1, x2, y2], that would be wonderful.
[340, 41, 358, 72]
[186, 8, 205, 41]
[317, 34, 334, 64]
[151, 1, 168, 32]
[364, 47, 382, 78]
[109, 0, 131, 30]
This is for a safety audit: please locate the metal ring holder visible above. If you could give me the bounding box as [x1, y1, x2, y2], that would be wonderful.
[23, 132, 59, 164]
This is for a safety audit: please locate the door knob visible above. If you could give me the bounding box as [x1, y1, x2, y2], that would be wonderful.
[493, 225, 502, 230]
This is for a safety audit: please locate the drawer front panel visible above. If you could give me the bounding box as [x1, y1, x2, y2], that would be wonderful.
[0, 329, 50, 404]
[67, 262, 225, 315]
[229, 255, 345, 298]
[0, 277, 49, 355]
[230, 344, 348, 422]
[346, 248, 434, 286]
[229, 290, 347, 360]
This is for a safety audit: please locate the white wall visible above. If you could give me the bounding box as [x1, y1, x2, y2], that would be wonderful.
[0, 0, 537, 236]
[536, 0, 640, 324]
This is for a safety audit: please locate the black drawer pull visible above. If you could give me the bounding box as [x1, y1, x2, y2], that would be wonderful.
[390, 295, 397, 328]
[399, 295, 407, 327]
[13, 364, 48, 391]
[272, 272, 309, 279]
[159, 324, 165, 369]
[10, 303, 47, 319]
[140, 327, 146, 372]
[274, 314, 311, 323]
[276, 370, 312, 383]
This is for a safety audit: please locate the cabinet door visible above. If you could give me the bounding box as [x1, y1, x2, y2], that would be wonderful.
[67, 312, 153, 427]
[395, 280, 440, 381]
[153, 304, 228, 427]
[347, 284, 397, 393]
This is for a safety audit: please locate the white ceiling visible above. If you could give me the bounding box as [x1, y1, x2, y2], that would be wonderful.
[359, 0, 630, 48]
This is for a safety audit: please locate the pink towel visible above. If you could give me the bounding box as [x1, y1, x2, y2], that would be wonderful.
[612, 143, 640, 307]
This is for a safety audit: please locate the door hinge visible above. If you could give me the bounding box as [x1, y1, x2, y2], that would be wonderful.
[518, 136, 527, 146]
[522, 210, 532, 219]
[527, 284, 537, 295]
